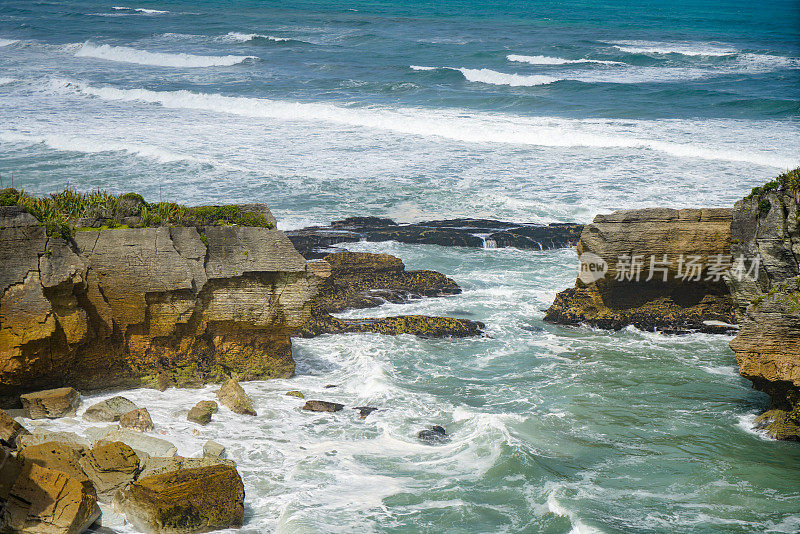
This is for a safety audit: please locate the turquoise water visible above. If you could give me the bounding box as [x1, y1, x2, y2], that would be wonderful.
[2, 1, 800, 532]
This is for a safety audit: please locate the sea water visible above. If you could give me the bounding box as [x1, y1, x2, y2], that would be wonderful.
[1, 1, 799, 532]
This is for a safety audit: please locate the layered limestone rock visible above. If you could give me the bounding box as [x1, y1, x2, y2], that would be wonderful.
[545, 208, 735, 332]
[0, 205, 328, 407]
[298, 251, 484, 338]
[728, 171, 800, 440]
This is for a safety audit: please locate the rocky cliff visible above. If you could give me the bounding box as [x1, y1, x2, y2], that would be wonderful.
[0, 205, 328, 407]
[728, 169, 800, 440]
[545, 208, 735, 332]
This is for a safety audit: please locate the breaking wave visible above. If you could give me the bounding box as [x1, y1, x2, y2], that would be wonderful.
[73, 43, 256, 68]
[507, 54, 622, 66]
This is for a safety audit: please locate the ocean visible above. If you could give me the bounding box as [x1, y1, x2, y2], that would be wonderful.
[1, 1, 799, 532]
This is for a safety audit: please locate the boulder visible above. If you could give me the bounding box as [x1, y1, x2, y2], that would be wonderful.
[302, 400, 344, 413]
[285, 391, 304, 399]
[417, 425, 448, 445]
[113, 464, 245, 534]
[137, 456, 235, 480]
[18, 441, 96, 497]
[83, 396, 139, 423]
[20, 387, 81, 419]
[79, 441, 140, 502]
[202, 441, 225, 459]
[187, 401, 218, 426]
[300, 314, 484, 338]
[16, 429, 91, 450]
[89, 428, 177, 458]
[216, 380, 257, 416]
[0, 407, 30, 448]
[119, 408, 154, 432]
[4, 459, 101, 534]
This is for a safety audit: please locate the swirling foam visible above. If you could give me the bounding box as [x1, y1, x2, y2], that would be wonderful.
[74, 43, 256, 68]
[48, 79, 799, 169]
[609, 40, 738, 56]
[112, 6, 169, 14]
[411, 66, 560, 87]
[0, 38, 19, 47]
[224, 32, 291, 43]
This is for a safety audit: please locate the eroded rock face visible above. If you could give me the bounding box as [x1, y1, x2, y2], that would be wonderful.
[113, 464, 245, 534]
[728, 182, 800, 440]
[0, 206, 329, 407]
[0, 408, 30, 449]
[545, 208, 735, 332]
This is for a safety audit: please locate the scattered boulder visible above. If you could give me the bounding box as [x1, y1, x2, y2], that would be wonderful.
[16, 429, 91, 450]
[89, 428, 177, 458]
[285, 391, 304, 399]
[187, 401, 218, 426]
[216, 379, 257, 416]
[20, 387, 81, 419]
[79, 441, 141, 502]
[137, 456, 235, 480]
[18, 441, 96, 498]
[83, 396, 139, 423]
[417, 425, 448, 445]
[354, 407, 378, 419]
[113, 464, 245, 534]
[302, 400, 344, 413]
[119, 408, 154, 432]
[0, 408, 30, 449]
[203, 441, 226, 459]
[4, 459, 101, 533]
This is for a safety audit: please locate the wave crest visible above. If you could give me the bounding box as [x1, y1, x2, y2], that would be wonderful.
[0, 38, 19, 47]
[74, 43, 256, 68]
[112, 6, 169, 14]
[507, 54, 622, 66]
[609, 40, 737, 56]
[411, 66, 559, 87]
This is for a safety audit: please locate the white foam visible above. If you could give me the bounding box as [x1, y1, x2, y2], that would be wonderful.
[50, 80, 798, 169]
[74, 43, 255, 67]
[0, 38, 19, 47]
[547, 490, 605, 534]
[224, 32, 291, 43]
[112, 6, 169, 14]
[507, 54, 622, 66]
[0, 78, 17, 86]
[411, 65, 560, 86]
[609, 40, 738, 56]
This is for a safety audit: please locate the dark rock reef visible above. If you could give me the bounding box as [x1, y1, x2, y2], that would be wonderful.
[287, 217, 583, 259]
[728, 168, 800, 440]
[296, 251, 484, 338]
[545, 208, 735, 333]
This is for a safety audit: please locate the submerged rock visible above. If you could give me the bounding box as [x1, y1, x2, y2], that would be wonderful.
[119, 408, 154, 432]
[137, 456, 235, 479]
[203, 441, 226, 459]
[216, 379, 257, 416]
[90, 428, 177, 458]
[20, 387, 81, 419]
[83, 396, 139, 423]
[113, 464, 245, 534]
[417, 425, 448, 445]
[302, 400, 344, 413]
[354, 406, 378, 419]
[545, 208, 735, 333]
[301, 314, 484, 338]
[285, 391, 304, 399]
[17, 429, 91, 450]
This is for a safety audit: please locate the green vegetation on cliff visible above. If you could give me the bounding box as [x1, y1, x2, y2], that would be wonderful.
[745, 166, 800, 202]
[0, 188, 274, 238]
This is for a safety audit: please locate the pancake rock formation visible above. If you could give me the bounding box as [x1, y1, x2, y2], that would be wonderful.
[728, 169, 800, 440]
[0, 203, 328, 408]
[545, 208, 735, 332]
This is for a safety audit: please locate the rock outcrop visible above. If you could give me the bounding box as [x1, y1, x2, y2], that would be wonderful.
[83, 396, 138, 423]
[0, 408, 30, 449]
[545, 208, 735, 332]
[728, 169, 800, 440]
[287, 217, 583, 259]
[0, 204, 328, 407]
[216, 379, 256, 416]
[299, 252, 484, 338]
[113, 464, 245, 534]
[20, 387, 81, 419]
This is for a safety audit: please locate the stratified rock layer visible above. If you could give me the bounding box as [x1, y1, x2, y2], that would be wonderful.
[545, 208, 735, 332]
[298, 252, 484, 338]
[0, 205, 327, 407]
[728, 178, 800, 440]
